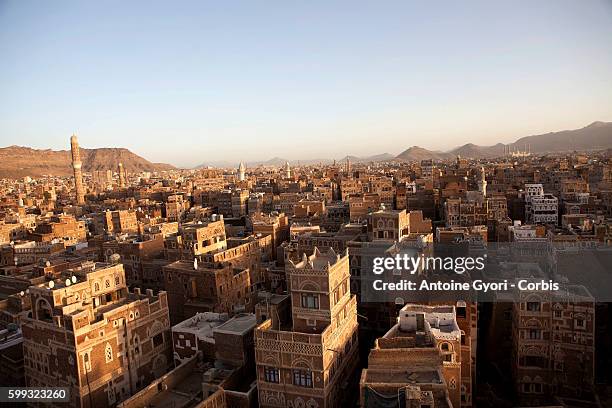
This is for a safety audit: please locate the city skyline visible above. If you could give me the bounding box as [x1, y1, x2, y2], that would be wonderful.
[1, 1, 612, 167]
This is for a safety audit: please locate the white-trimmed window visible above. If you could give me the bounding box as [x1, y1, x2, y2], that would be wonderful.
[293, 370, 313, 388]
[264, 366, 280, 383]
[105, 343, 113, 363]
[301, 294, 319, 309]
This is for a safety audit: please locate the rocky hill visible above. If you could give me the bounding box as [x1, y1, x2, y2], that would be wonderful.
[512, 121, 612, 153]
[396, 146, 453, 161]
[0, 146, 175, 179]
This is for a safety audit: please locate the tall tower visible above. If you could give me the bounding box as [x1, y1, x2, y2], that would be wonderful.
[478, 166, 487, 197]
[70, 134, 85, 205]
[254, 248, 359, 408]
[346, 156, 351, 173]
[238, 162, 246, 181]
[284, 161, 291, 179]
[118, 162, 126, 188]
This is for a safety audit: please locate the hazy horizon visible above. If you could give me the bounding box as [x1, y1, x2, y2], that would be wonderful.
[1, 1, 612, 167]
[2, 119, 612, 169]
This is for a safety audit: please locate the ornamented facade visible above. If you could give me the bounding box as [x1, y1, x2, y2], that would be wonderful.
[21, 262, 173, 407]
[255, 247, 359, 408]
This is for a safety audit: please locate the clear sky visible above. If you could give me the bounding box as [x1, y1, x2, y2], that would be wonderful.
[1, 1, 611, 168]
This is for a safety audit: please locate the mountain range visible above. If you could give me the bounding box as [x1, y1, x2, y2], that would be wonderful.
[197, 121, 612, 167]
[2, 121, 611, 178]
[0, 146, 175, 179]
[394, 121, 612, 162]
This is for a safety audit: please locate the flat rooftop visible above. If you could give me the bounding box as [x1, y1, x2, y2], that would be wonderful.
[257, 292, 288, 305]
[172, 312, 229, 340]
[213, 313, 257, 335]
[363, 368, 443, 385]
[145, 368, 205, 408]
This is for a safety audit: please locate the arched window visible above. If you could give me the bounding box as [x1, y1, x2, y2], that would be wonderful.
[36, 298, 53, 322]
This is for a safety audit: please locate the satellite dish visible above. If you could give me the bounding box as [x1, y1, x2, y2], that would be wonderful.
[48, 281, 55, 289]
[65, 279, 71, 287]
[20, 291, 25, 297]
[71, 276, 77, 284]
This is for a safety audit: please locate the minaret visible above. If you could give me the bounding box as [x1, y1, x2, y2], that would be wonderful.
[478, 166, 487, 197]
[346, 157, 351, 173]
[284, 161, 291, 179]
[118, 163, 126, 188]
[238, 162, 246, 181]
[70, 133, 85, 205]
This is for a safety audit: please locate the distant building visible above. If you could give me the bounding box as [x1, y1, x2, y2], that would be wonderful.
[164, 217, 227, 261]
[163, 259, 251, 324]
[368, 208, 407, 241]
[238, 162, 246, 182]
[524, 184, 558, 225]
[70, 134, 86, 205]
[93, 210, 138, 235]
[28, 214, 87, 247]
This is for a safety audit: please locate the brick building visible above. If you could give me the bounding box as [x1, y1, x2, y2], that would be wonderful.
[163, 259, 251, 324]
[93, 210, 138, 235]
[254, 247, 359, 408]
[21, 262, 173, 407]
[512, 282, 595, 406]
[359, 304, 464, 407]
[28, 214, 87, 247]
